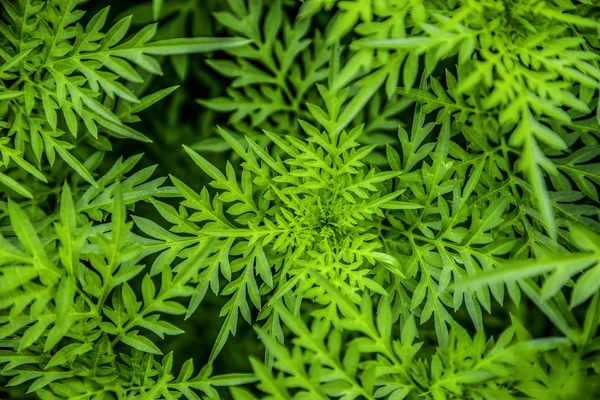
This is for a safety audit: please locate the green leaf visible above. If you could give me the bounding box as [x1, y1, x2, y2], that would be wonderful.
[0, 173, 33, 199]
[19, 319, 53, 352]
[152, 0, 163, 20]
[121, 332, 163, 355]
[0, 90, 23, 100]
[142, 37, 252, 55]
[53, 143, 97, 187]
[572, 265, 600, 308]
[7, 200, 53, 273]
[45, 343, 93, 369]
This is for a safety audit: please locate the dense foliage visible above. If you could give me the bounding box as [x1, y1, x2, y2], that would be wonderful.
[1, 0, 599, 399]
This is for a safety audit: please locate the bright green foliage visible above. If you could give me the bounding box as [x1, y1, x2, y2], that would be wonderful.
[301, 0, 600, 239]
[237, 288, 597, 400]
[378, 87, 596, 346]
[142, 85, 420, 361]
[380, 102, 516, 346]
[458, 223, 600, 311]
[347, 0, 600, 238]
[1, 0, 600, 399]
[0, 162, 255, 397]
[117, 0, 224, 82]
[0, 0, 248, 192]
[201, 0, 330, 133]
[197, 0, 410, 155]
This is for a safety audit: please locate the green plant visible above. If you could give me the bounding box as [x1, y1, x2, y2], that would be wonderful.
[146, 84, 420, 359]
[349, 0, 600, 238]
[1, 0, 600, 399]
[196, 0, 410, 158]
[0, 0, 248, 193]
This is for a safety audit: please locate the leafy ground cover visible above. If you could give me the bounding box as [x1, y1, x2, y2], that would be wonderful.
[1, 0, 600, 399]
